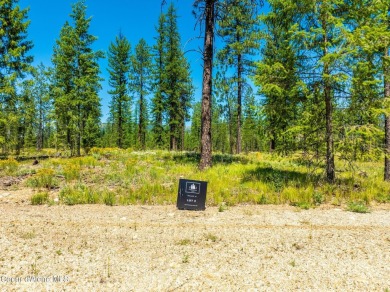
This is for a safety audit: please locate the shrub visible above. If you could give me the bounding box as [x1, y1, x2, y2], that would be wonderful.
[103, 191, 116, 206]
[31, 192, 49, 205]
[63, 163, 81, 182]
[59, 184, 99, 205]
[26, 168, 58, 189]
[312, 192, 324, 206]
[347, 201, 370, 213]
[0, 158, 19, 175]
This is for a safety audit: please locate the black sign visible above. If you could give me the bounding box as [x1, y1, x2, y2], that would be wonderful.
[177, 179, 207, 210]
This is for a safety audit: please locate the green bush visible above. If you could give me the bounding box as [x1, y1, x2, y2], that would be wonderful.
[59, 184, 99, 205]
[26, 168, 58, 189]
[347, 201, 370, 213]
[103, 191, 116, 206]
[0, 158, 19, 175]
[31, 192, 49, 205]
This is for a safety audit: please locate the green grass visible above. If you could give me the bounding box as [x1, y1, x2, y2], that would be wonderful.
[0, 158, 19, 175]
[26, 168, 58, 189]
[347, 201, 370, 213]
[3, 148, 390, 207]
[31, 192, 49, 205]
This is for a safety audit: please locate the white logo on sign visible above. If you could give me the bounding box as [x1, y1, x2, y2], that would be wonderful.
[186, 182, 200, 194]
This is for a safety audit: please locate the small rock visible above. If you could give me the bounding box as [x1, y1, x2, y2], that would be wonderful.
[0, 193, 11, 198]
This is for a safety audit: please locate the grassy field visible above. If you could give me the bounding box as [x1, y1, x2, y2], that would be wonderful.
[1, 148, 390, 210]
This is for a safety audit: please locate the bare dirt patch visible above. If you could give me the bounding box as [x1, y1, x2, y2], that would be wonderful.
[0, 198, 389, 291]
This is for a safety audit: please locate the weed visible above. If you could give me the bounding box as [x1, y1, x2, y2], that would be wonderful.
[59, 184, 99, 205]
[56, 250, 62, 256]
[218, 203, 227, 212]
[292, 243, 304, 250]
[107, 257, 111, 278]
[182, 253, 189, 264]
[63, 163, 81, 182]
[312, 192, 324, 205]
[289, 260, 296, 267]
[26, 168, 58, 189]
[31, 259, 39, 276]
[204, 233, 218, 242]
[296, 202, 311, 210]
[177, 239, 192, 246]
[257, 194, 267, 205]
[103, 191, 116, 206]
[31, 192, 49, 205]
[20, 231, 36, 240]
[347, 201, 370, 213]
[0, 158, 19, 175]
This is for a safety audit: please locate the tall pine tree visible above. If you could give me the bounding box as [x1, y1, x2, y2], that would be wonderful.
[107, 33, 132, 149]
[253, 0, 304, 154]
[217, 0, 260, 154]
[164, 3, 193, 151]
[0, 0, 33, 153]
[130, 39, 152, 150]
[296, 0, 349, 182]
[151, 13, 168, 149]
[52, 0, 103, 155]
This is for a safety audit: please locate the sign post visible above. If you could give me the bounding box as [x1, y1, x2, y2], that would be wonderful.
[177, 179, 207, 210]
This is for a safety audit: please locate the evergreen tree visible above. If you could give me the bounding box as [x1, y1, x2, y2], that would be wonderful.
[253, 0, 304, 154]
[151, 13, 168, 149]
[0, 0, 33, 153]
[336, 1, 383, 161]
[52, 22, 74, 152]
[52, 0, 103, 155]
[164, 3, 193, 151]
[130, 38, 152, 150]
[189, 101, 202, 151]
[296, 0, 349, 182]
[32, 63, 52, 150]
[214, 69, 236, 154]
[18, 79, 35, 151]
[107, 33, 132, 149]
[354, 1, 390, 180]
[217, 0, 260, 154]
[242, 89, 262, 152]
[178, 60, 194, 151]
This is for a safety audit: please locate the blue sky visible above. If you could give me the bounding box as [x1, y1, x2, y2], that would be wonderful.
[22, 0, 205, 121]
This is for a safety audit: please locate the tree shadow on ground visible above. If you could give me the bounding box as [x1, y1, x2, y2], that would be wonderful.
[172, 152, 250, 165]
[242, 166, 321, 190]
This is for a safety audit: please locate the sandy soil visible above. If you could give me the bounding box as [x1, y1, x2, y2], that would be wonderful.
[0, 190, 389, 291]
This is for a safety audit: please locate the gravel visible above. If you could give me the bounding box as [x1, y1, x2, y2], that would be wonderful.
[0, 194, 389, 291]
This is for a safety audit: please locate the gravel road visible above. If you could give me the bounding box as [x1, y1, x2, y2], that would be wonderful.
[0, 196, 389, 291]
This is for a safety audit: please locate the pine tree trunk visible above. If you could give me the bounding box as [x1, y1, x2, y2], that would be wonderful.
[226, 94, 234, 154]
[36, 98, 44, 151]
[139, 93, 145, 150]
[118, 100, 123, 148]
[384, 47, 390, 181]
[199, 0, 215, 170]
[270, 138, 276, 153]
[237, 53, 242, 154]
[77, 104, 82, 157]
[323, 19, 335, 182]
[325, 76, 335, 182]
[181, 120, 185, 151]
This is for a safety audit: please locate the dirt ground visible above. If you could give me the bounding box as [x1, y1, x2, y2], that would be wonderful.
[0, 190, 389, 291]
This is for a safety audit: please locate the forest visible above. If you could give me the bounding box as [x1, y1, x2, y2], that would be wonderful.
[1, 0, 390, 193]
